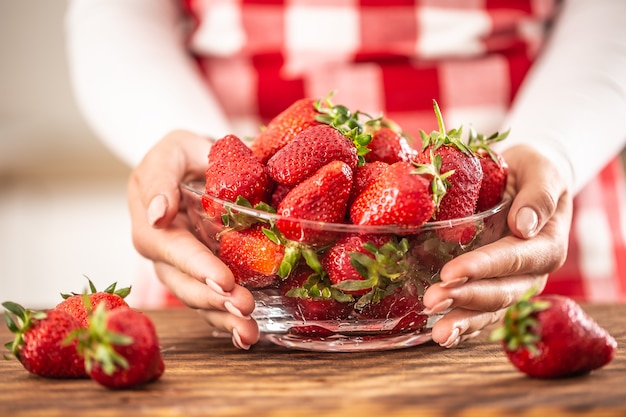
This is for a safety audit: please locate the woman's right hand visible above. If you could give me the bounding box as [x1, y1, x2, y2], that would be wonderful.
[127, 130, 259, 349]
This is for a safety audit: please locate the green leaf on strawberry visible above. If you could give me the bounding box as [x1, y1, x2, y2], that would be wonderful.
[285, 269, 353, 304]
[419, 99, 474, 157]
[313, 92, 373, 165]
[411, 152, 453, 210]
[332, 237, 411, 310]
[467, 126, 510, 166]
[220, 195, 276, 231]
[489, 287, 550, 355]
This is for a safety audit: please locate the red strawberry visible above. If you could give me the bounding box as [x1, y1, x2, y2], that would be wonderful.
[364, 120, 417, 164]
[251, 97, 323, 164]
[348, 160, 389, 207]
[204, 134, 273, 206]
[251, 93, 370, 164]
[3, 301, 87, 378]
[416, 100, 483, 221]
[77, 304, 164, 389]
[467, 128, 510, 212]
[327, 236, 424, 322]
[349, 161, 440, 227]
[288, 324, 336, 338]
[266, 124, 359, 186]
[321, 233, 394, 295]
[218, 224, 285, 289]
[490, 290, 618, 379]
[276, 160, 353, 245]
[390, 310, 429, 334]
[358, 280, 424, 320]
[281, 266, 354, 321]
[55, 278, 130, 327]
[270, 183, 293, 208]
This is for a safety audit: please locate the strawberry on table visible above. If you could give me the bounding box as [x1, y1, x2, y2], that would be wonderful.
[3, 301, 87, 379]
[276, 160, 353, 245]
[75, 304, 164, 389]
[490, 290, 618, 379]
[55, 277, 130, 327]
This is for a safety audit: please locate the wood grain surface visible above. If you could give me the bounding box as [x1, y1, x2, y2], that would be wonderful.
[1, 304, 624, 417]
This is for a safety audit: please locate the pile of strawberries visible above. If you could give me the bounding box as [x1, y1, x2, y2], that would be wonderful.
[2, 278, 164, 389]
[200, 94, 509, 329]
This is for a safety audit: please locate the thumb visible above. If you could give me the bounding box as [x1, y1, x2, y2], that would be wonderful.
[502, 145, 572, 239]
[129, 130, 213, 228]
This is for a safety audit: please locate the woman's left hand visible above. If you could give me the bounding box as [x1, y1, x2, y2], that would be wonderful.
[422, 144, 574, 348]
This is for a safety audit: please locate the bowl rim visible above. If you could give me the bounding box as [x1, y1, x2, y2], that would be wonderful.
[180, 180, 511, 234]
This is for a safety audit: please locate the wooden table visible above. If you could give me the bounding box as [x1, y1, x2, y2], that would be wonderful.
[1, 304, 624, 417]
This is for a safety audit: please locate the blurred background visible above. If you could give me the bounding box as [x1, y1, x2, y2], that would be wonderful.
[0, 1, 143, 309]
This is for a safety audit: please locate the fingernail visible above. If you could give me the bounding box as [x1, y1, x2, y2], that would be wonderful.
[147, 194, 168, 226]
[231, 328, 250, 350]
[440, 277, 468, 288]
[516, 206, 538, 238]
[441, 327, 461, 349]
[206, 279, 230, 296]
[423, 298, 454, 315]
[224, 300, 249, 319]
[461, 330, 482, 343]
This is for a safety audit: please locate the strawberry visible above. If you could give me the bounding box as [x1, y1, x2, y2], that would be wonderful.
[270, 183, 293, 208]
[490, 290, 618, 379]
[218, 223, 285, 289]
[281, 266, 354, 321]
[55, 277, 130, 327]
[357, 280, 424, 320]
[347, 160, 389, 207]
[363, 118, 417, 164]
[349, 161, 441, 227]
[204, 134, 273, 206]
[321, 233, 395, 295]
[416, 100, 483, 221]
[467, 127, 510, 212]
[390, 310, 429, 334]
[288, 324, 336, 338]
[328, 237, 420, 316]
[251, 97, 323, 164]
[266, 124, 359, 186]
[3, 301, 87, 378]
[76, 304, 164, 389]
[276, 160, 353, 245]
[251, 92, 371, 164]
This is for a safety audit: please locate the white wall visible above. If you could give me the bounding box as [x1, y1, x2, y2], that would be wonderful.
[0, 0, 148, 309]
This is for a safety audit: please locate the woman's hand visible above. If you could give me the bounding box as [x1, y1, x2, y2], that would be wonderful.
[423, 144, 574, 348]
[127, 130, 259, 349]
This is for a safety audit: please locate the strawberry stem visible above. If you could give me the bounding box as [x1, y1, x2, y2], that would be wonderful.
[72, 303, 133, 376]
[489, 287, 551, 356]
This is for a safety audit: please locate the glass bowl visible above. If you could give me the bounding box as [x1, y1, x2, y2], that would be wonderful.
[180, 180, 510, 352]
